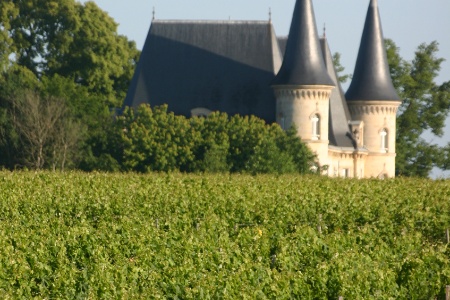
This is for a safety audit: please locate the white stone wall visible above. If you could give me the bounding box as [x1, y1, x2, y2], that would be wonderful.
[274, 85, 333, 167]
[348, 100, 402, 178]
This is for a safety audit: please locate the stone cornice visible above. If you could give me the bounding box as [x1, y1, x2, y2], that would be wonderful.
[367, 152, 397, 157]
[272, 84, 334, 90]
[328, 147, 369, 160]
[348, 101, 401, 115]
[273, 86, 333, 100]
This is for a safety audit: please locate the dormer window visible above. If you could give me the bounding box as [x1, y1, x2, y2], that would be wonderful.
[311, 114, 320, 140]
[191, 107, 212, 118]
[380, 128, 388, 153]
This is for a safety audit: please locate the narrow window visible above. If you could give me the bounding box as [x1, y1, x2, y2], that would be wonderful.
[380, 129, 388, 153]
[280, 117, 286, 130]
[312, 114, 320, 140]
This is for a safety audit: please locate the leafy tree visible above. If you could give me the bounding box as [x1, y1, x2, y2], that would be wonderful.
[0, 1, 17, 70]
[189, 112, 230, 173]
[0, 0, 139, 170]
[4, 0, 139, 107]
[47, 1, 140, 107]
[119, 105, 199, 173]
[114, 105, 317, 175]
[0, 65, 39, 168]
[275, 126, 318, 174]
[386, 39, 450, 177]
[332, 52, 351, 84]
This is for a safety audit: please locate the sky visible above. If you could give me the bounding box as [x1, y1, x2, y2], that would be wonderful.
[83, 0, 450, 177]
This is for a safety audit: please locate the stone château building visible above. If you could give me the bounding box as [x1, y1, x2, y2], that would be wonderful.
[124, 0, 402, 178]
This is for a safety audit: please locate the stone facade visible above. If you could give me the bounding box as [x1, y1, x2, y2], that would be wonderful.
[272, 0, 402, 178]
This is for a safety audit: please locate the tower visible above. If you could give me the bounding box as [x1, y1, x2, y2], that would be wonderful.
[272, 0, 335, 167]
[346, 0, 402, 178]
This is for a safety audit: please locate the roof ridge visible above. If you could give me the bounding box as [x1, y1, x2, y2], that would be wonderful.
[152, 20, 270, 25]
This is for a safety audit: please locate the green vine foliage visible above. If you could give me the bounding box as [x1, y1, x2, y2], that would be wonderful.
[0, 172, 449, 299]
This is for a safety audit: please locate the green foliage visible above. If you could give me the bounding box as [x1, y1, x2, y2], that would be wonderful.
[0, 172, 449, 298]
[119, 105, 198, 172]
[2, 0, 139, 107]
[386, 39, 450, 177]
[332, 52, 351, 84]
[0, 0, 138, 170]
[0, 1, 16, 70]
[114, 105, 316, 175]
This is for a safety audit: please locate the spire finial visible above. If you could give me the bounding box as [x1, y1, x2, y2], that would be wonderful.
[323, 23, 326, 38]
[152, 7, 155, 21]
[269, 7, 272, 23]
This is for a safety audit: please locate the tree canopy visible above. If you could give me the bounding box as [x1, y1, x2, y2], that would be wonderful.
[0, 0, 140, 170]
[113, 105, 318, 175]
[1, 0, 139, 107]
[385, 39, 450, 177]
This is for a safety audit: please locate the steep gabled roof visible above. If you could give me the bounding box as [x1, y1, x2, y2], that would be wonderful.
[277, 36, 288, 58]
[320, 37, 355, 148]
[346, 0, 400, 101]
[272, 0, 334, 87]
[124, 20, 283, 123]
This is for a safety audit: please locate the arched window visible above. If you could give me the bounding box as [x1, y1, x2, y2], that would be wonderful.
[380, 128, 388, 153]
[311, 114, 320, 140]
[278, 114, 286, 130]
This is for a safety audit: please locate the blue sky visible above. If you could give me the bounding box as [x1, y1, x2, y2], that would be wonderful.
[84, 0, 450, 177]
[86, 0, 450, 84]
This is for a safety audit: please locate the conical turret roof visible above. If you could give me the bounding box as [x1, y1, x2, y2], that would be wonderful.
[346, 0, 400, 101]
[272, 0, 334, 87]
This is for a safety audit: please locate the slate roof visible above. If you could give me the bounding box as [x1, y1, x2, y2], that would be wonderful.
[124, 20, 283, 123]
[320, 38, 355, 149]
[277, 37, 288, 57]
[346, 0, 400, 101]
[272, 0, 334, 87]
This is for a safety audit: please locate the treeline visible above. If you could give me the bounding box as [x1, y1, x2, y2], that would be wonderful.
[0, 0, 139, 171]
[0, 81, 318, 174]
[1, 0, 450, 176]
[0, 63, 317, 173]
[0, 0, 317, 174]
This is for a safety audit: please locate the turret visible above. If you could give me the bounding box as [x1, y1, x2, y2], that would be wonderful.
[346, 0, 402, 178]
[272, 0, 335, 166]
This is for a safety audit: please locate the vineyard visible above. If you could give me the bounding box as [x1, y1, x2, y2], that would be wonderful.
[0, 172, 449, 299]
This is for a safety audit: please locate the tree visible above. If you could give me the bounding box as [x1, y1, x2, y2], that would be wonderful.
[0, 0, 139, 170]
[47, 1, 140, 107]
[189, 112, 230, 173]
[10, 91, 67, 169]
[332, 52, 351, 84]
[113, 104, 317, 175]
[4, 0, 139, 107]
[119, 105, 199, 173]
[386, 39, 450, 177]
[0, 65, 39, 168]
[0, 1, 17, 70]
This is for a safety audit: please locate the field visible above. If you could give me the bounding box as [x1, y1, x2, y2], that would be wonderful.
[0, 172, 449, 299]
